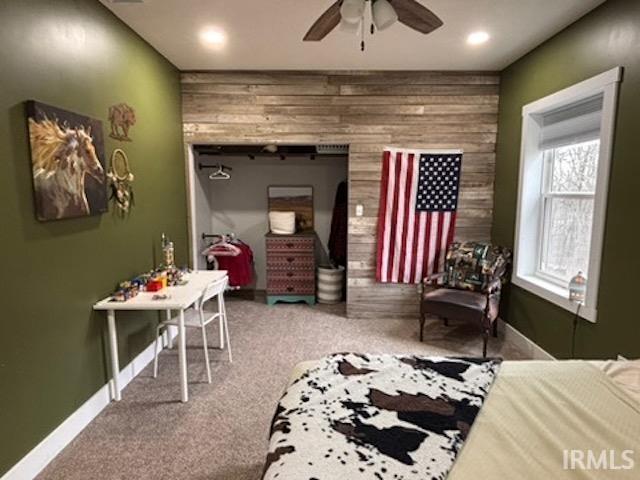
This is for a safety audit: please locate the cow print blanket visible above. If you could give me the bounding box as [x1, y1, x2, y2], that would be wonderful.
[263, 354, 501, 480]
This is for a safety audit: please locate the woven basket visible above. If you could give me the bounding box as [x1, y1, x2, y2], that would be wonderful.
[269, 211, 296, 235]
[317, 265, 345, 304]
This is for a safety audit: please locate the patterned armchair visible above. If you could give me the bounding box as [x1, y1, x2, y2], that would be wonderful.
[420, 242, 511, 357]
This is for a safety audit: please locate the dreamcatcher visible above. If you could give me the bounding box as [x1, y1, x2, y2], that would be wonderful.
[107, 148, 134, 214]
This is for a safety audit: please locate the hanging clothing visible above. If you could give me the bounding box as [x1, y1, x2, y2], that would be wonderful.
[205, 241, 254, 287]
[328, 180, 348, 267]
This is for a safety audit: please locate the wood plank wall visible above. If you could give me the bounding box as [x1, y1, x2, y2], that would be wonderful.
[181, 71, 499, 319]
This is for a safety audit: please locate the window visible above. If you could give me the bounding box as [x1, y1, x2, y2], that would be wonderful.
[538, 140, 598, 284]
[513, 68, 621, 322]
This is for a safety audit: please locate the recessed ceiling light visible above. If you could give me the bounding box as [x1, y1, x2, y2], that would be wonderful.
[467, 31, 490, 46]
[200, 27, 226, 48]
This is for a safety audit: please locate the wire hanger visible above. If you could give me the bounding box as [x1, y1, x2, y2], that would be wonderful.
[198, 162, 232, 180]
[201, 236, 241, 257]
[209, 163, 231, 180]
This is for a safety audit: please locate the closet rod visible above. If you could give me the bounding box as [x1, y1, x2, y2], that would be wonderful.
[202, 232, 236, 241]
[198, 163, 233, 171]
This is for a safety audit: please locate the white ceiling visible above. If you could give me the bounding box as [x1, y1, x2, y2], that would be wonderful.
[100, 0, 605, 71]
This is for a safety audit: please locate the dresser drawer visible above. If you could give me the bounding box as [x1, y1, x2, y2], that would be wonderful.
[267, 254, 314, 270]
[266, 236, 315, 254]
[268, 270, 315, 282]
[267, 277, 315, 295]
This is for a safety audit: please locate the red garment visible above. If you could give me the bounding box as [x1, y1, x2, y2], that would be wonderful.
[329, 181, 348, 266]
[211, 243, 254, 287]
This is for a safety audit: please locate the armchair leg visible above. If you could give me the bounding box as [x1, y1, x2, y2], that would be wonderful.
[482, 329, 489, 358]
[419, 313, 426, 342]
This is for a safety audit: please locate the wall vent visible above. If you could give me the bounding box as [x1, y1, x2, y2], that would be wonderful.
[316, 144, 349, 154]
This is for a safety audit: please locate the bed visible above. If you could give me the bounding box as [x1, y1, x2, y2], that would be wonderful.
[263, 355, 640, 479]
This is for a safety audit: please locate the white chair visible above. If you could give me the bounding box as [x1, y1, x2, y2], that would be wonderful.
[153, 277, 232, 383]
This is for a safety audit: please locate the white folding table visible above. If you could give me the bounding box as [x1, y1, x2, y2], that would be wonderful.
[93, 270, 228, 403]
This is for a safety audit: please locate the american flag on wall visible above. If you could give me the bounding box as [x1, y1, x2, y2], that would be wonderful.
[376, 148, 463, 284]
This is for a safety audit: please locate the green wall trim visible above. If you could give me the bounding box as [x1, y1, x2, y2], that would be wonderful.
[493, 0, 640, 359]
[0, 1, 187, 475]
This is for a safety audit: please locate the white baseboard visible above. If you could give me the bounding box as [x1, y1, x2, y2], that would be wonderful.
[1, 328, 176, 480]
[502, 321, 555, 360]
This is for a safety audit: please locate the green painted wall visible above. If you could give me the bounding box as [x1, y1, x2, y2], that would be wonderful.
[0, 1, 187, 475]
[494, 0, 640, 359]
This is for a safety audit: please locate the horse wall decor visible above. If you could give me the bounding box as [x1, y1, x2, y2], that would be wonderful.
[26, 101, 108, 221]
[108, 103, 136, 141]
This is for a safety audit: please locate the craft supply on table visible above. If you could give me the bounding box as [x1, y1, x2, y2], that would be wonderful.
[109, 266, 191, 301]
[161, 233, 175, 268]
[108, 236, 188, 301]
[146, 279, 163, 292]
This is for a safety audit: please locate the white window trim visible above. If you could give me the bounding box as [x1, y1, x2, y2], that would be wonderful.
[512, 67, 622, 323]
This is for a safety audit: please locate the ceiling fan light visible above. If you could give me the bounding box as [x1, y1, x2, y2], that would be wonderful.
[340, 0, 366, 24]
[372, 0, 398, 30]
[339, 18, 361, 34]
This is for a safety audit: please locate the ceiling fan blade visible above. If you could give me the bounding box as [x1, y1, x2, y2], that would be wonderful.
[389, 0, 443, 34]
[303, 1, 342, 41]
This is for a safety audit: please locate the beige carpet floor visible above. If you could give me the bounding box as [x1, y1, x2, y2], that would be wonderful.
[38, 298, 529, 480]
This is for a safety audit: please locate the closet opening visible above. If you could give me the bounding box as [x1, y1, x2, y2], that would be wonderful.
[187, 144, 349, 309]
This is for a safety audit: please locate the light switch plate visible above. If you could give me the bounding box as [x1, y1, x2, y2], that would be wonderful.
[355, 204, 364, 217]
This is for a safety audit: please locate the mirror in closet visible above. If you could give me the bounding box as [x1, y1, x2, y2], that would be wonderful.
[268, 185, 314, 232]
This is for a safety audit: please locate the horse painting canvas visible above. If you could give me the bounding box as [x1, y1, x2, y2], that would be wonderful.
[26, 101, 107, 221]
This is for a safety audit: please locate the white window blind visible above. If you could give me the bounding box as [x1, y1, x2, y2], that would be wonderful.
[539, 94, 604, 150]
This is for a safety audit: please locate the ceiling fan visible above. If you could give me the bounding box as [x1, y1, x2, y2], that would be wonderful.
[303, 0, 443, 50]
